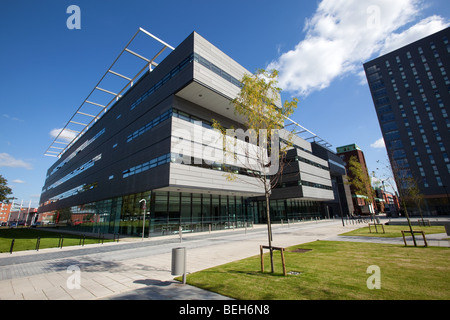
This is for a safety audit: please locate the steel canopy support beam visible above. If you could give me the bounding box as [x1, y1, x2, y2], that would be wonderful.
[77, 111, 97, 118]
[85, 101, 106, 108]
[125, 48, 150, 62]
[44, 27, 175, 158]
[139, 27, 175, 50]
[95, 87, 121, 97]
[284, 115, 332, 150]
[108, 70, 132, 81]
[70, 120, 88, 126]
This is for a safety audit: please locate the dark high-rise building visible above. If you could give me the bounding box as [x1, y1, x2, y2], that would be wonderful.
[364, 27, 450, 215]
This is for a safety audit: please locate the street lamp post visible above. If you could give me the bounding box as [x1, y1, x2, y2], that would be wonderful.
[336, 178, 346, 227]
[139, 199, 146, 241]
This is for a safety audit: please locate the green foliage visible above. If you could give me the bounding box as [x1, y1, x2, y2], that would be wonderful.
[0, 174, 13, 202]
[232, 69, 298, 132]
[212, 69, 298, 183]
[347, 155, 374, 201]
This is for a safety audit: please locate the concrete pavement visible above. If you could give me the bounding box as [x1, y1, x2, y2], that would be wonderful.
[0, 218, 448, 300]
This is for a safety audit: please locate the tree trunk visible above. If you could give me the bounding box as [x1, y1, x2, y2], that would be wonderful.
[265, 192, 274, 273]
[402, 201, 417, 247]
[418, 202, 425, 225]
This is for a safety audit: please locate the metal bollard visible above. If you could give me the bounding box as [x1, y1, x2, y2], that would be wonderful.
[10, 239, 15, 254]
[59, 235, 64, 249]
[171, 247, 187, 284]
[36, 237, 41, 251]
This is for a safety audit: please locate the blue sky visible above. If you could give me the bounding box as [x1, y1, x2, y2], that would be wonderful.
[1, 0, 449, 207]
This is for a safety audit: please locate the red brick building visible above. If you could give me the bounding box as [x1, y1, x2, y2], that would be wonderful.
[336, 144, 376, 215]
[0, 203, 12, 223]
[0, 202, 38, 225]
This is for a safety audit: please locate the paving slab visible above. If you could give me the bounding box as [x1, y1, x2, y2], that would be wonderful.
[1, 218, 448, 300]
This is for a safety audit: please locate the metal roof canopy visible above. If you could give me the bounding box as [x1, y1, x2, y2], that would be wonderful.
[283, 116, 333, 150]
[44, 28, 175, 158]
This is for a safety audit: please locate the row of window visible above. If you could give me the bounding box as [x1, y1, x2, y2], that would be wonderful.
[193, 53, 242, 88]
[122, 152, 263, 179]
[43, 154, 102, 193]
[129, 52, 242, 113]
[48, 128, 106, 178]
[286, 155, 329, 171]
[122, 153, 171, 178]
[46, 181, 98, 204]
[277, 179, 333, 191]
[130, 54, 195, 111]
[47, 52, 243, 189]
[121, 150, 333, 194]
[125, 107, 218, 147]
[126, 109, 172, 142]
[172, 108, 215, 129]
[371, 35, 449, 110]
[280, 138, 313, 155]
[374, 41, 449, 183]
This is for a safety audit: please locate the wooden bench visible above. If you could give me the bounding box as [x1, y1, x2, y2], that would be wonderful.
[260, 245, 286, 276]
[401, 230, 428, 247]
[417, 219, 431, 227]
[368, 223, 385, 234]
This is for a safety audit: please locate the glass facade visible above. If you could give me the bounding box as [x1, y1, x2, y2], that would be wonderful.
[38, 190, 324, 238]
[254, 199, 322, 223]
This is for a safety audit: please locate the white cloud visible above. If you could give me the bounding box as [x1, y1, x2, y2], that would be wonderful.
[380, 15, 450, 55]
[50, 128, 78, 142]
[0, 153, 32, 170]
[11, 179, 25, 184]
[2, 114, 23, 122]
[267, 0, 449, 96]
[370, 137, 385, 149]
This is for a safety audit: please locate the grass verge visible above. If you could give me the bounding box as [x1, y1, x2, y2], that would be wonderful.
[0, 228, 113, 253]
[180, 240, 450, 300]
[339, 225, 446, 238]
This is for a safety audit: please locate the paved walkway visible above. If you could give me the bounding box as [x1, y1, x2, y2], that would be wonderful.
[0, 219, 448, 300]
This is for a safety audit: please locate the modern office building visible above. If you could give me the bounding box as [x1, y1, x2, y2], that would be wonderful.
[311, 142, 354, 218]
[363, 27, 450, 215]
[38, 29, 349, 237]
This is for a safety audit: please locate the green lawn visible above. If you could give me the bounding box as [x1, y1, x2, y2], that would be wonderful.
[339, 225, 446, 238]
[181, 240, 450, 300]
[0, 228, 113, 253]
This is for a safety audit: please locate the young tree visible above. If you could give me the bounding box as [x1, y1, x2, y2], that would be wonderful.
[213, 69, 298, 273]
[406, 176, 426, 225]
[376, 157, 420, 246]
[0, 174, 13, 202]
